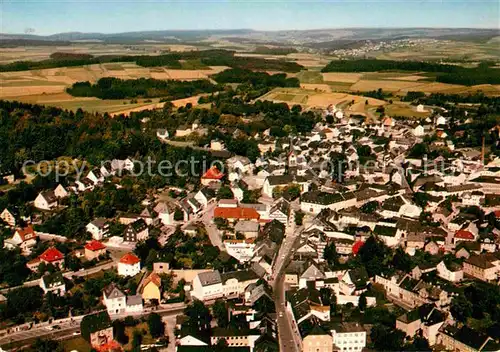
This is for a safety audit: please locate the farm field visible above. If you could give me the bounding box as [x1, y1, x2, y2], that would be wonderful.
[0, 43, 203, 64]
[259, 87, 386, 108]
[0, 63, 228, 113]
[366, 39, 500, 62]
[298, 69, 500, 96]
[259, 87, 438, 120]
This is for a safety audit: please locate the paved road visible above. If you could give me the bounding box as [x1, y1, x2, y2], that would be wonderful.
[0, 305, 185, 349]
[182, 202, 224, 250]
[270, 220, 304, 352]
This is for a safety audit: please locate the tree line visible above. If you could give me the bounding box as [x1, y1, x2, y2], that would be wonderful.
[66, 77, 221, 99]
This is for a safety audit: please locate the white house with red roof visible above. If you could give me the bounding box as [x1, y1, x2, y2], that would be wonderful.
[118, 253, 141, 277]
[84, 240, 107, 261]
[3, 225, 38, 254]
[40, 247, 65, 268]
[201, 166, 224, 186]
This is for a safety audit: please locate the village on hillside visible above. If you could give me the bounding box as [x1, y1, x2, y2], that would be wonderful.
[0, 95, 499, 352]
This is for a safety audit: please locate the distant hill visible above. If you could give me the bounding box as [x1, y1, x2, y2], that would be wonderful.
[1, 28, 498, 45]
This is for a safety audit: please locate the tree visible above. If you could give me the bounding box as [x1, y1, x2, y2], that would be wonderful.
[294, 210, 305, 226]
[132, 330, 143, 352]
[183, 300, 212, 336]
[148, 313, 165, 338]
[217, 186, 233, 200]
[113, 320, 129, 345]
[450, 294, 473, 323]
[370, 324, 406, 351]
[359, 293, 367, 312]
[174, 208, 184, 221]
[392, 247, 414, 272]
[405, 336, 431, 351]
[323, 242, 339, 267]
[28, 338, 64, 352]
[319, 287, 333, 306]
[358, 236, 391, 277]
[212, 300, 229, 328]
[215, 338, 229, 350]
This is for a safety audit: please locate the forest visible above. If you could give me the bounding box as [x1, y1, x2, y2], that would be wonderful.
[0, 49, 304, 73]
[66, 77, 221, 99]
[321, 59, 500, 85]
[212, 68, 300, 87]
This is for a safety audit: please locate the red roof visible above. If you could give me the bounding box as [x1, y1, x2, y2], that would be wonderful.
[120, 253, 140, 265]
[202, 166, 224, 180]
[16, 225, 36, 242]
[455, 230, 474, 240]
[85, 240, 106, 251]
[214, 207, 260, 220]
[352, 241, 364, 255]
[494, 210, 500, 218]
[39, 247, 64, 262]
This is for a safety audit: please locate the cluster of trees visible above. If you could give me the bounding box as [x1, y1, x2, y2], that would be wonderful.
[134, 227, 237, 271]
[67, 77, 221, 99]
[212, 68, 300, 88]
[321, 59, 500, 85]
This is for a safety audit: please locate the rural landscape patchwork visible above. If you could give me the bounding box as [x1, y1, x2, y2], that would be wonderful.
[0, 1, 500, 352]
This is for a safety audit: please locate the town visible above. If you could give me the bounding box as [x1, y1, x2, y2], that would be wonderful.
[0, 89, 499, 352]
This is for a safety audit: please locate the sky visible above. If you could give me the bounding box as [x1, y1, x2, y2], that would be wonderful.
[1, 0, 499, 35]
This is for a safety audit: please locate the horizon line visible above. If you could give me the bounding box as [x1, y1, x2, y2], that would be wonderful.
[3, 26, 500, 37]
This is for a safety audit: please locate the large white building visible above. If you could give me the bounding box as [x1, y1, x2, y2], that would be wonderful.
[224, 239, 256, 263]
[331, 323, 367, 352]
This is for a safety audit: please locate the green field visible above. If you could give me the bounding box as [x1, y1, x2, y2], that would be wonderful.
[296, 70, 324, 84]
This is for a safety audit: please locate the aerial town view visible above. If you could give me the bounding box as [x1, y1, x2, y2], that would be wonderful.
[0, 0, 499, 351]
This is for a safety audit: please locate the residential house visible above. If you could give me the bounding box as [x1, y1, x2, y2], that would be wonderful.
[38, 247, 65, 269]
[221, 270, 259, 298]
[123, 219, 149, 242]
[439, 325, 500, 352]
[262, 175, 310, 198]
[210, 327, 260, 351]
[84, 240, 106, 261]
[191, 270, 224, 301]
[126, 295, 143, 313]
[201, 166, 224, 186]
[194, 187, 217, 207]
[34, 190, 58, 210]
[331, 322, 367, 352]
[234, 220, 260, 239]
[103, 284, 126, 315]
[411, 263, 437, 280]
[118, 253, 141, 277]
[437, 261, 463, 282]
[396, 304, 446, 346]
[0, 207, 18, 227]
[87, 169, 104, 184]
[156, 128, 169, 141]
[154, 201, 177, 225]
[339, 267, 370, 296]
[86, 218, 109, 240]
[40, 272, 66, 296]
[214, 207, 260, 221]
[268, 199, 290, 224]
[141, 272, 162, 303]
[288, 287, 330, 325]
[463, 254, 499, 282]
[302, 325, 333, 352]
[224, 239, 256, 263]
[3, 225, 38, 254]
